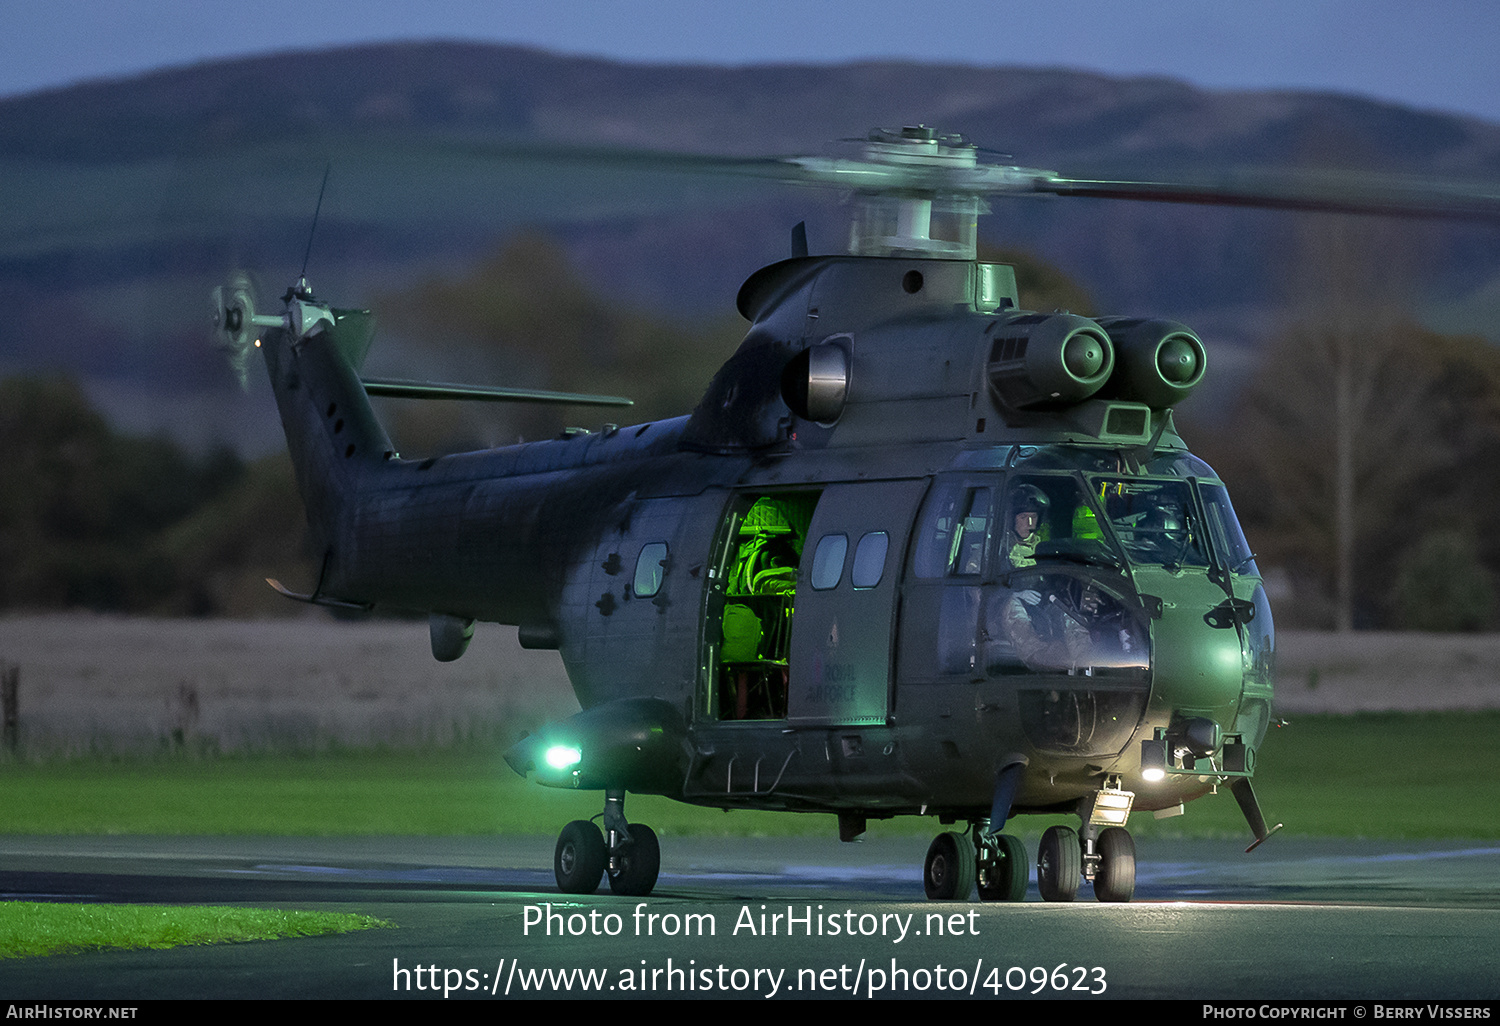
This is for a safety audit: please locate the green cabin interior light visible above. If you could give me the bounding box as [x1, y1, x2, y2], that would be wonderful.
[544, 745, 582, 771]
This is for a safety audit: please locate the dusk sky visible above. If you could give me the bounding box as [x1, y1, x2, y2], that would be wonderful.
[5, 1, 1499, 124]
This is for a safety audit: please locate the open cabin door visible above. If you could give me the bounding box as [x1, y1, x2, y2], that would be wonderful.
[706, 490, 818, 722]
[786, 479, 928, 725]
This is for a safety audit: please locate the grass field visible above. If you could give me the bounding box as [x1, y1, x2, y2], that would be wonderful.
[3, 711, 1496, 841]
[3, 711, 1492, 961]
[0, 903, 390, 960]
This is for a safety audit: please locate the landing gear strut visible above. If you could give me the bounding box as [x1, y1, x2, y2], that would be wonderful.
[553, 789, 661, 897]
[975, 829, 1028, 901]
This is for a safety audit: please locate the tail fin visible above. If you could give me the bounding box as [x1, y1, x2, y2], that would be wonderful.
[227, 279, 393, 585]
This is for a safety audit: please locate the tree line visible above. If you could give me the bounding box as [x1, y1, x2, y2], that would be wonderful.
[0, 376, 313, 616]
[5, 232, 1498, 630]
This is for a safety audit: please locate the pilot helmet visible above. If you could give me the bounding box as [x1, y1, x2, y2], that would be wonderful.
[1010, 483, 1050, 515]
[1150, 497, 1188, 543]
[1161, 513, 1186, 541]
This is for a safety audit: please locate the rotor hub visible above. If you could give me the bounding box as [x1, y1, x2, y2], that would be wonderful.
[862, 126, 978, 171]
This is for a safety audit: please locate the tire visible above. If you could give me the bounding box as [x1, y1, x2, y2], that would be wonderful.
[977, 832, 1028, 902]
[607, 823, 661, 897]
[924, 831, 976, 900]
[1037, 825, 1081, 902]
[1093, 826, 1136, 903]
[554, 820, 606, 894]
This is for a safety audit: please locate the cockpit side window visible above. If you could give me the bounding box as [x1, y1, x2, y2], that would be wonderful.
[913, 483, 991, 578]
[1198, 482, 1257, 575]
[984, 573, 1148, 677]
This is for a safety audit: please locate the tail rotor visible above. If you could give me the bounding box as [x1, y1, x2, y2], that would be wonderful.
[211, 271, 277, 389]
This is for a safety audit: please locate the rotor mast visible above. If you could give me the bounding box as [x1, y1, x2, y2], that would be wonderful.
[845, 127, 984, 260]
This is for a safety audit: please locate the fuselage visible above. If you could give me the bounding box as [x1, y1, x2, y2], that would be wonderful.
[260, 252, 1274, 829]
[310, 418, 1272, 821]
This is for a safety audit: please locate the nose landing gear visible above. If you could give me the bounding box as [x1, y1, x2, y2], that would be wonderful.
[1035, 822, 1136, 902]
[553, 789, 662, 896]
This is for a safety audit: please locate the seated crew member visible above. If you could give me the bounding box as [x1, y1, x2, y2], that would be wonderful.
[1142, 497, 1192, 565]
[1005, 484, 1048, 569]
[1072, 583, 1139, 664]
[999, 580, 1089, 671]
[992, 484, 1069, 668]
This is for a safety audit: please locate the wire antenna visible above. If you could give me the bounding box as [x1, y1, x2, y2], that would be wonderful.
[299, 163, 332, 280]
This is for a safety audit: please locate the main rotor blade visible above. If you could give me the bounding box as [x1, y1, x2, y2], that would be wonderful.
[415, 137, 1042, 191]
[1033, 170, 1500, 222]
[396, 135, 1500, 223]
[362, 376, 633, 407]
[418, 136, 796, 181]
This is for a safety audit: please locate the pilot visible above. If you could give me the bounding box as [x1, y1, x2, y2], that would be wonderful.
[999, 579, 1139, 672]
[998, 579, 1087, 671]
[1005, 484, 1049, 569]
[1141, 495, 1192, 563]
[1074, 584, 1139, 661]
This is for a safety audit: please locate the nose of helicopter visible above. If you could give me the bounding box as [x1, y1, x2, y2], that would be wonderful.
[1143, 598, 1247, 748]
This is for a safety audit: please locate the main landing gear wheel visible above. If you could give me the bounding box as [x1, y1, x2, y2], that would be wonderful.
[924, 830, 976, 900]
[608, 823, 661, 897]
[554, 820, 606, 894]
[976, 832, 1028, 902]
[1037, 825, 1081, 902]
[1093, 826, 1136, 903]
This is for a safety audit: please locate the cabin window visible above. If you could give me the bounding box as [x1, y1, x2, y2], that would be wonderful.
[811, 534, 849, 590]
[851, 531, 889, 589]
[633, 542, 669, 597]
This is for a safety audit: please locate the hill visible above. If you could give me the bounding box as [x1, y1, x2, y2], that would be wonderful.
[3, 41, 1500, 449]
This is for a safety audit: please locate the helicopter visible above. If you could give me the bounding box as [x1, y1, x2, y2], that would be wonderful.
[212, 125, 1500, 903]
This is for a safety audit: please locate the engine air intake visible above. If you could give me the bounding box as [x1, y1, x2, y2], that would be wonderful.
[1097, 318, 1207, 409]
[987, 313, 1115, 410]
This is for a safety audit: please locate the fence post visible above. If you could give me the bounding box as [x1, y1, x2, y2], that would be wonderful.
[2, 662, 17, 754]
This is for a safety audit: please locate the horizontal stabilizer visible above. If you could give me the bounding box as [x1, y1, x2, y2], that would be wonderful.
[361, 377, 633, 407]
